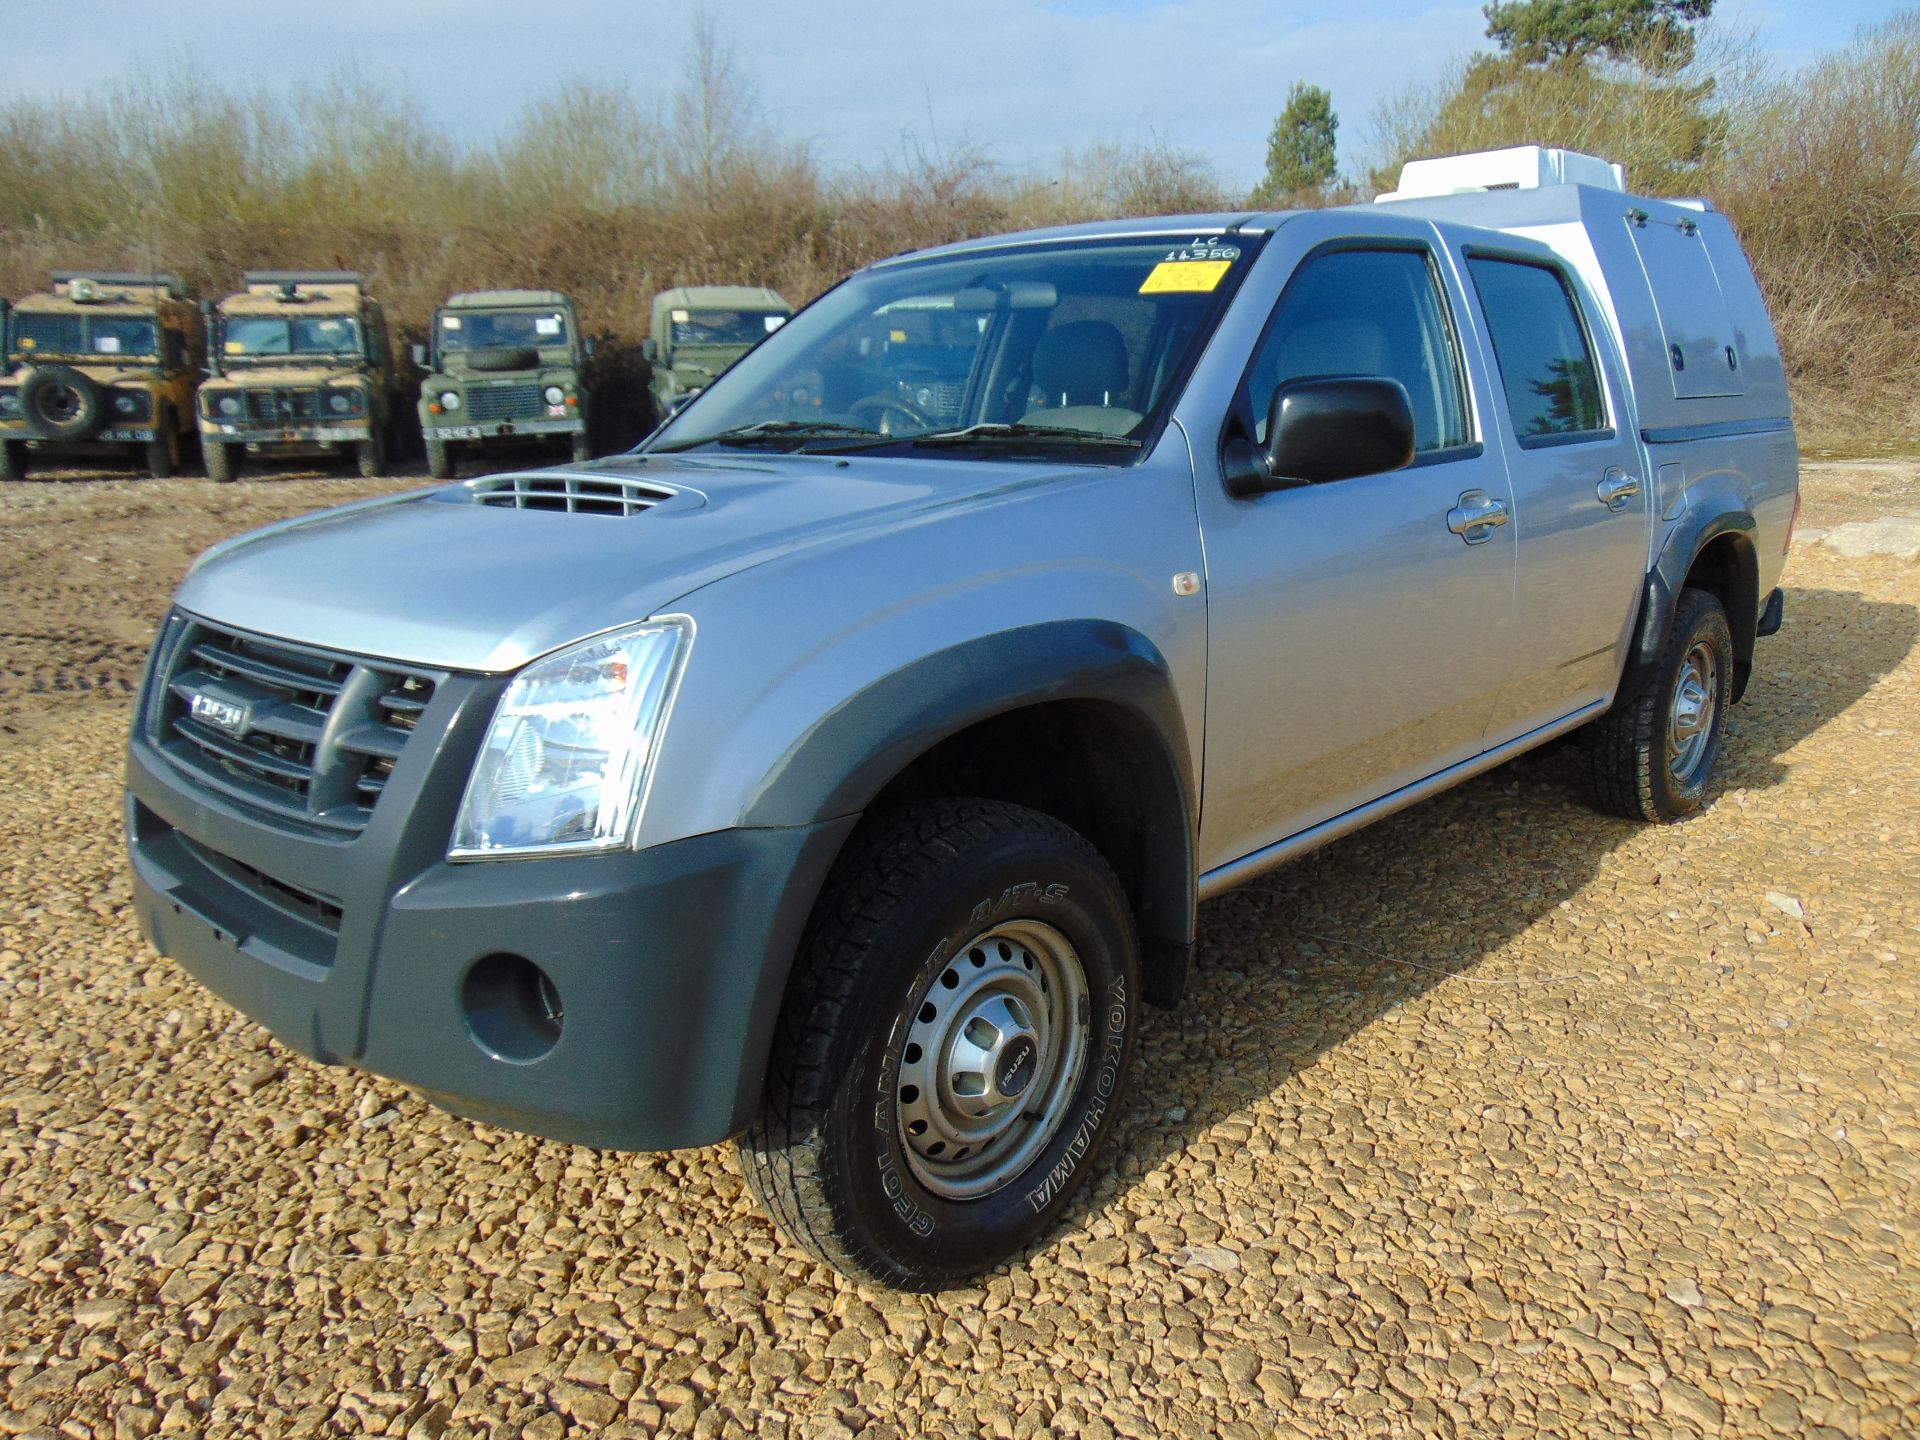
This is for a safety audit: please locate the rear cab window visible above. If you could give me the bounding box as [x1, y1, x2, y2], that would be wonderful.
[1467, 257, 1610, 445]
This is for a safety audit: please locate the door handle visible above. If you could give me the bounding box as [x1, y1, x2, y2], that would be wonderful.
[1598, 470, 1641, 511]
[1447, 490, 1509, 544]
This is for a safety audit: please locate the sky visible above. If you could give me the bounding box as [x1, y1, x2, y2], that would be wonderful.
[1, 0, 1910, 188]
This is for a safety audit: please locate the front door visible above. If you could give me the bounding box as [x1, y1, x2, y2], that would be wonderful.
[1191, 224, 1519, 873]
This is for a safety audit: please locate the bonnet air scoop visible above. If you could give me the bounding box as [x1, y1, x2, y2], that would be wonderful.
[449, 471, 694, 517]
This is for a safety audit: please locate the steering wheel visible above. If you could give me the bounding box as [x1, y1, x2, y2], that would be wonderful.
[848, 393, 932, 435]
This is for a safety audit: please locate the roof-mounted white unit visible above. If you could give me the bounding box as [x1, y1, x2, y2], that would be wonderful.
[1376, 145, 1626, 202]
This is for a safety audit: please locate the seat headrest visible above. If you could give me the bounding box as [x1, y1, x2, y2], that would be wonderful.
[1032, 321, 1129, 407]
[1266, 316, 1391, 385]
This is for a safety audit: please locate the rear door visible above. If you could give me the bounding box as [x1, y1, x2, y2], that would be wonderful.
[1186, 214, 1519, 873]
[1462, 248, 1650, 742]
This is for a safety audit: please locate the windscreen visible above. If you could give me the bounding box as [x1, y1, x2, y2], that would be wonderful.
[649, 234, 1257, 461]
[222, 314, 363, 359]
[439, 309, 570, 354]
[12, 314, 158, 358]
[670, 310, 788, 346]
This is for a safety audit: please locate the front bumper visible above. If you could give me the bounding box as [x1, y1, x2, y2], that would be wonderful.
[126, 672, 855, 1150]
[199, 422, 373, 445]
[1, 423, 157, 444]
[424, 417, 585, 442]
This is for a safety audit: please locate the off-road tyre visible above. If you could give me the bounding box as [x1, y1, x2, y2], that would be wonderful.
[144, 408, 178, 479]
[204, 441, 237, 484]
[1585, 586, 1733, 822]
[0, 441, 24, 481]
[355, 430, 385, 479]
[21, 365, 103, 442]
[571, 433, 593, 465]
[739, 799, 1139, 1291]
[425, 432, 452, 480]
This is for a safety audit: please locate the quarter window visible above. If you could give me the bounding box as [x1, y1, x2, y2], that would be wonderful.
[1241, 247, 1471, 453]
[1468, 258, 1607, 442]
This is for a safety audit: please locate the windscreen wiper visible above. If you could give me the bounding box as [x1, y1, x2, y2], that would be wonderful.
[906, 422, 1142, 450]
[653, 420, 884, 452]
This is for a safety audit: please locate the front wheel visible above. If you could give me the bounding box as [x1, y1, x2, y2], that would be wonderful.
[1585, 586, 1734, 822]
[424, 432, 452, 480]
[204, 440, 237, 484]
[739, 800, 1139, 1290]
[570, 433, 592, 465]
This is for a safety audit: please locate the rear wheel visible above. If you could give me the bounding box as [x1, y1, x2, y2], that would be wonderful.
[0, 441, 24, 481]
[355, 429, 386, 479]
[739, 800, 1139, 1290]
[144, 407, 178, 479]
[204, 440, 237, 484]
[425, 432, 452, 480]
[1585, 586, 1733, 822]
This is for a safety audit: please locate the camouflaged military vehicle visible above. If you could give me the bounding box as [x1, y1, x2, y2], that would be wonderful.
[415, 289, 593, 479]
[643, 286, 792, 427]
[197, 272, 398, 482]
[0, 272, 204, 480]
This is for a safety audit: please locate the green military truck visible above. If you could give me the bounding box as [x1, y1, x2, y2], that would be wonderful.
[643, 286, 792, 428]
[0, 272, 204, 480]
[197, 272, 399, 483]
[415, 289, 593, 479]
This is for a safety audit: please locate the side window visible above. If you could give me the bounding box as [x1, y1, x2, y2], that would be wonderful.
[1468, 258, 1607, 442]
[1240, 247, 1471, 453]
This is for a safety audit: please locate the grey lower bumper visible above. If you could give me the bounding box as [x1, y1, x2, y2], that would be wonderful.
[201, 424, 372, 444]
[127, 734, 856, 1150]
[424, 418, 585, 441]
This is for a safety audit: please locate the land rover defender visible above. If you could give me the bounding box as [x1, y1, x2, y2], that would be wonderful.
[416, 289, 593, 478]
[644, 285, 792, 426]
[0, 272, 203, 479]
[128, 148, 1798, 1288]
[197, 272, 398, 482]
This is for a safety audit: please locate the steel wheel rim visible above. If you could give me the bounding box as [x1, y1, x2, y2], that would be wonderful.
[1668, 641, 1718, 781]
[895, 919, 1089, 1201]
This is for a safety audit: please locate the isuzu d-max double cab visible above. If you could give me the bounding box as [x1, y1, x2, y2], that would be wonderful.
[126, 148, 1797, 1289]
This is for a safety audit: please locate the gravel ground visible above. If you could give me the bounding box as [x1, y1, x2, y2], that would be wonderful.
[1, 461, 1917, 1439]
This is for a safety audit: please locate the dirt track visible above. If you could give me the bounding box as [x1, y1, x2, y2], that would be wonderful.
[1, 461, 1917, 1439]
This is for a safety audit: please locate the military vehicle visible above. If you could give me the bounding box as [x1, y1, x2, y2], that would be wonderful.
[197, 272, 398, 482]
[0, 272, 204, 480]
[415, 289, 593, 479]
[644, 286, 792, 427]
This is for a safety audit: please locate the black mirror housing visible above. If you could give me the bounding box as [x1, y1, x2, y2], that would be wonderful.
[410, 342, 428, 368]
[1225, 376, 1416, 497]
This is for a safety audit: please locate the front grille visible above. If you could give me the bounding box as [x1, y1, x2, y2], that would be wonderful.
[243, 388, 321, 424]
[154, 618, 442, 834]
[464, 384, 543, 421]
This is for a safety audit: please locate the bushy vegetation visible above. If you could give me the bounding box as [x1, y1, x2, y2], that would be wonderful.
[2, 11, 1917, 451]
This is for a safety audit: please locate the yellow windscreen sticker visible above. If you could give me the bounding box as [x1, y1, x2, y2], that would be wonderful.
[1140, 260, 1232, 294]
[224, 340, 245, 354]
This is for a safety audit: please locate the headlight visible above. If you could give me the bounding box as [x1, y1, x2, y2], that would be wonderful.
[327, 390, 360, 415]
[544, 385, 565, 406]
[0, 390, 20, 416]
[439, 390, 462, 411]
[217, 395, 241, 417]
[450, 618, 692, 859]
[113, 392, 149, 418]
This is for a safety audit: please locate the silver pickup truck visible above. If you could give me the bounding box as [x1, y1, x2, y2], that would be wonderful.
[126, 147, 1797, 1289]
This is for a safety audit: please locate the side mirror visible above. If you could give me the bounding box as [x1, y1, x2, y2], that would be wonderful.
[1223, 376, 1415, 497]
[584, 336, 597, 359]
[640, 337, 658, 363]
[0, 299, 10, 373]
[410, 343, 427, 368]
